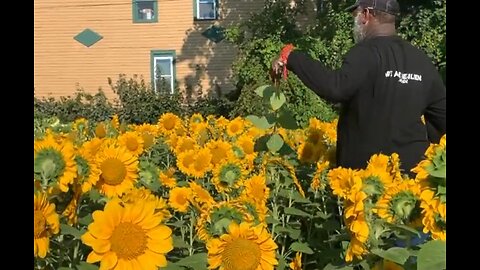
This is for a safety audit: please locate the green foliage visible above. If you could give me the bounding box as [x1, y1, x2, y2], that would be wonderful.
[398, 0, 446, 82]
[34, 89, 115, 123]
[34, 75, 236, 125]
[111, 74, 183, 124]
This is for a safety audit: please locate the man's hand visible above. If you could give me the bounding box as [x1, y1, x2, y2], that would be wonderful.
[271, 58, 285, 83]
[272, 57, 285, 76]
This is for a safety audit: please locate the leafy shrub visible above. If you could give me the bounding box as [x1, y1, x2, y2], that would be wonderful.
[34, 89, 115, 123]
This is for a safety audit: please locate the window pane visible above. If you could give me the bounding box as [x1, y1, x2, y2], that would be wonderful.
[137, 2, 155, 20]
[199, 3, 215, 19]
[156, 76, 172, 94]
[155, 59, 172, 76]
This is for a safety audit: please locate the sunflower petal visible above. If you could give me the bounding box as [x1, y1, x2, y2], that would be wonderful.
[34, 239, 38, 257]
[87, 251, 105, 263]
[115, 259, 128, 270]
[37, 237, 49, 258]
[145, 250, 168, 267]
[91, 238, 111, 253]
[103, 201, 123, 230]
[147, 238, 173, 254]
[136, 254, 157, 270]
[139, 214, 162, 230]
[146, 225, 172, 240]
[100, 252, 118, 270]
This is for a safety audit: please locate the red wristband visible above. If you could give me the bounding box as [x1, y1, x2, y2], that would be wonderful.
[279, 44, 295, 79]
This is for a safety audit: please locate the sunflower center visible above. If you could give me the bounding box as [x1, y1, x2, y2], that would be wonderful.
[222, 238, 261, 270]
[164, 119, 176, 130]
[34, 210, 46, 238]
[101, 158, 127, 186]
[126, 137, 139, 151]
[142, 133, 155, 149]
[175, 193, 188, 205]
[110, 222, 148, 260]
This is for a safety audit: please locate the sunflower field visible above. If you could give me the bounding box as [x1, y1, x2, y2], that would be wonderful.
[34, 85, 446, 270]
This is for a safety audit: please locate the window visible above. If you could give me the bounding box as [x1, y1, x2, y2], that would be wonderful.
[194, 0, 218, 20]
[133, 0, 158, 23]
[151, 50, 176, 94]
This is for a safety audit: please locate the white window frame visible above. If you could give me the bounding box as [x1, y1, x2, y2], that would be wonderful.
[153, 56, 174, 94]
[197, 0, 217, 20]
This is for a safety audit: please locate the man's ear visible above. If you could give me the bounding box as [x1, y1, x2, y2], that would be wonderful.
[363, 9, 374, 24]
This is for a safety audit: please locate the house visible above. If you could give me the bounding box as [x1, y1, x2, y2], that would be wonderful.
[34, 0, 268, 100]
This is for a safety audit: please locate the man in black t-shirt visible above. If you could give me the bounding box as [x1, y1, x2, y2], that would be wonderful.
[272, 0, 446, 176]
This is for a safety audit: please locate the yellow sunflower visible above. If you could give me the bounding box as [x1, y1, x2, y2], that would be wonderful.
[117, 131, 145, 156]
[375, 180, 421, 223]
[419, 190, 446, 240]
[62, 183, 83, 225]
[95, 144, 139, 198]
[174, 136, 198, 156]
[189, 113, 206, 132]
[75, 143, 101, 193]
[212, 160, 246, 194]
[191, 147, 213, 178]
[83, 137, 105, 157]
[176, 149, 196, 176]
[34, 192, 60, 258]
[298, 142, 320, 164]
[206, 222, 278, 270]
[196, 200, 255, 242]
[345, 237, 368, 262]
[122, 187, 171, 222]
[206, 140, 235, 168]
[81, 200, 173, 270]
[111, 114, 120, 131]
[133, 124, 159, 149]
[34, 133, 77, 192]
[94, 122, 107, 138]
[189, 181, 215, 210]
[159, 167, 177, 188]
[158, 113, 182, 135]
[310, 161, 330, 192]
[168, 187, 192, 213]
[243, 174, 269, 205]
[327, 168, 362, 200]
[289, 252, 302, 270]
[226, 117, 245, 137]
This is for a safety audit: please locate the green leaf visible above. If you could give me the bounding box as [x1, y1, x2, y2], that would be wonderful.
[277, 255, 287, 270]
[60, 224, 84, 239]
[77, 262, 99, 270]
[323, 263, 354, 270]
[290, 242, 314, 254]
[266, 216, 280, 224]
[173, 235, 190, 249]
[246, 115, 275, 130]
[417, 240, 446, 270]
[267, 133, 284, 153]
[79, 214, 93, 226]
[278, 108, 299, 129]
[254, 85, 275, 98]
[175, 253, 208, 270]
[371, 247, 410, 265]
[159, 262, 185, 270]
[284, 207, 312, 217]
[270, 92, 286, 111]
[292, 191, 311, 203]
[386, 223, 421, 238]
[287, 227, 301, 239]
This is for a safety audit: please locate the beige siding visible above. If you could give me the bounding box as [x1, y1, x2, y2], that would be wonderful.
[34, 0, 265, 100]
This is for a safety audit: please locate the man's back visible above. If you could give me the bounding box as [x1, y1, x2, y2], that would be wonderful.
[336, 35, 446, 174]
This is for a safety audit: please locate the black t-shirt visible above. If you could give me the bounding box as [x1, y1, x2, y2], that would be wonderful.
[286, 35, 446, 175]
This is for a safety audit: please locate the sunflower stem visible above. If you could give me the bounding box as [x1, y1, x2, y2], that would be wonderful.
[188, 213, 195, 256]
